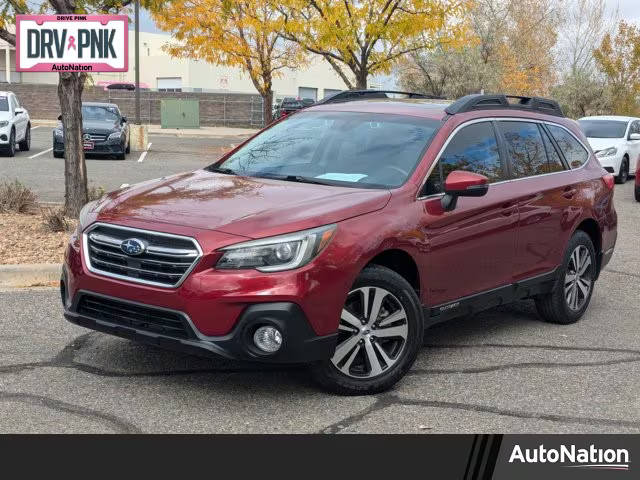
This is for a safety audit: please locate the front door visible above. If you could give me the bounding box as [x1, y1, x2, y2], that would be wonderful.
[418, 120, 520, 308]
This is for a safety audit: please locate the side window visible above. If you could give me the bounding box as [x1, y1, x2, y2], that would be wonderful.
[547, 125, 589, 169]
[540, 127, 566, 173]
[13, 95, 20, 108]
[423, 122, 504, 195]
[499, 121, 551, 178]
[631, 121, 640, 137]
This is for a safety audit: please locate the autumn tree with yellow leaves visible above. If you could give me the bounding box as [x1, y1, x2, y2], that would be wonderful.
[594, 20, 640, 116]
[151, 0, 307, 124]
[279, 0, 470, 90]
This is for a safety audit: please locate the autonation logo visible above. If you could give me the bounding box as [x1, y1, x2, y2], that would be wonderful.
[509, 444, 630, 471]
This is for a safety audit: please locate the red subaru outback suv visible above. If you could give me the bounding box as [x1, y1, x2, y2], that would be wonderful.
[62, 94, 617, 394]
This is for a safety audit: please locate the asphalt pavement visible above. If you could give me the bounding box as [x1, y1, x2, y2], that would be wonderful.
[0, 181, 638, 433]
[0, 126, 250, 203]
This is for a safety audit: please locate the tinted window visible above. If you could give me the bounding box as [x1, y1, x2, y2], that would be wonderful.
[578, 120, 628, 138]
[540, 127, 566, 173]
[216, 111, 441, 189]
[500, 122, 548, 178]
[548, 125, 589, 169]
[424, 122, 503, 195]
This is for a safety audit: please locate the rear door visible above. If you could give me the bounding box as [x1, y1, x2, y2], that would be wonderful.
[418, 120, 520, 306]
[497, 120, 582, 281]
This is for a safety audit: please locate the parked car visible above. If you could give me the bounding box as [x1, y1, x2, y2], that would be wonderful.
[274, 97, 306, 119]
[636, 160, 640, 202]
[0, 91, 31, 157]
[578, 115, 640, 184]
[61, 94, 617, 394]
[53, 102, 130, 160]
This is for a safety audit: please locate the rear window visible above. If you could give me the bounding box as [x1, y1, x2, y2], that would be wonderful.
[548, 125, 589, 169]
[214, 111, 442, 188]
[578, 120, 628, 138]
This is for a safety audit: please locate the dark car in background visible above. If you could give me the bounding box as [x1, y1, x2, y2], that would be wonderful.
[273, 97, 315, 119]
[53, 102, 130, 160]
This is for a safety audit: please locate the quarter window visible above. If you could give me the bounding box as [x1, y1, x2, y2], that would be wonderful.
[547, 125, 589, 169]
[423, 122, 504, 195]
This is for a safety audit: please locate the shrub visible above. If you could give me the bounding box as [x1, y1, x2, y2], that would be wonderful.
[0, 179, 38, 214]
[87, 185, 106, 202]
[41, 207, 72, 233]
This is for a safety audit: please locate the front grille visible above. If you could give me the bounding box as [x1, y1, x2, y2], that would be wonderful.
[84, 223, 202, 287]
[86, 133, 107, 142]
[77, 294, 192, 339]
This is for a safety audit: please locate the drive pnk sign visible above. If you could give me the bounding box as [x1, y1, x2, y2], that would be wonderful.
[15, 15, 128, 72]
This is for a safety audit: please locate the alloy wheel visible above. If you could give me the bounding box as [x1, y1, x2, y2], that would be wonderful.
[564, 245, 593, 311]
[331, 286, 408, 379]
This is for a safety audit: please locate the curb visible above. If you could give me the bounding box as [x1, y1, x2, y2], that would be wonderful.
[0, 264, 61, 288]
[147, 130, 254, 138]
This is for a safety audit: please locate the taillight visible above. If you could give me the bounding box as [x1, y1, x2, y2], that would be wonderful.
[602, 173, 615, 190]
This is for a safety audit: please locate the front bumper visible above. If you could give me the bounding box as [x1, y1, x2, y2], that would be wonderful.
[54, 139, 125, 155]
[597, 155, 622, 175]
[0, 124, 12, 144]
[62, 286, 337, 363]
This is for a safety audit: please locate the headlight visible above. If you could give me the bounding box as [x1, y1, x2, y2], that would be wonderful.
[596, 147, 617, 158]
[216, 224, 336, 272]
[54, 129, 63, 139]
[108, 131, 122, 140]
[0, 121, 8, 128]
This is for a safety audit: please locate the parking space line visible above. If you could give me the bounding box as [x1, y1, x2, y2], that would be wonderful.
[31, 126, 40, 130]
[28, 147, 53, 159]
[137, 142, 152, 163]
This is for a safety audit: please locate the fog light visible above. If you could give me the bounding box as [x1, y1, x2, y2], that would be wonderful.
[253, 326, 282, 353]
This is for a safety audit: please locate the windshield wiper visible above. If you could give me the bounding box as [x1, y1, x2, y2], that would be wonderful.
[282, 175, 332, 185]
[209, 166, 237, 175]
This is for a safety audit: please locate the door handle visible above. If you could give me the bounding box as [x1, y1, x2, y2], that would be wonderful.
[500, 202, 517, 216]
[562, 187, 577, 199]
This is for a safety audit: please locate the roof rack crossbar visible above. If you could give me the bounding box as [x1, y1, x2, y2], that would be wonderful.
[315, 89, 444, 105]
[444, 94, 565, 117]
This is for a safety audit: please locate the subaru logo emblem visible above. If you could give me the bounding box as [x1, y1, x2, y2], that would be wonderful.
[120, 238, 146, 256]
[83, 133, 91, 140]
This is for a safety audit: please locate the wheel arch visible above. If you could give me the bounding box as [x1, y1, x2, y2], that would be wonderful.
[364, 248, 420, 295]
[574, 218, 602, 278]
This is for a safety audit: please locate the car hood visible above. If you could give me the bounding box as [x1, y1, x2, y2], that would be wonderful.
[587, 137, 624, 153]
[96, 170, 391, 239]
[0, 111, 12, 122]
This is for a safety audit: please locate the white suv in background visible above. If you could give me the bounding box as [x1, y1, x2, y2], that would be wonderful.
[0, 91, 31, 157]
[579, 116, 640, 184]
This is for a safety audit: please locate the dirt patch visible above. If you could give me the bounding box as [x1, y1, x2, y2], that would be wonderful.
[0, 213, 77, 265]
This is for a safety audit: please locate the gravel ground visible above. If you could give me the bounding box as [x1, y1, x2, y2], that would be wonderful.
[0, 213, 75, 265]
[0, 181, 638, 434]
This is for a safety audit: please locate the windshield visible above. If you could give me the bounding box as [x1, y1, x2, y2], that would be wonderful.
[82, 105, 120, 123]
[211, 111, 441, 189]
[0, 96, 8, 111]
[578, 120, 628, 138]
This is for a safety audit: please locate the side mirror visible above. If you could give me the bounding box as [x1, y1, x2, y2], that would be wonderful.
[121, 116, 127, 123]
[14, 107, 24, 116]
[629, 133, 640, 141]
[57, 114, 62, 121]
[441, 170, 489, 211]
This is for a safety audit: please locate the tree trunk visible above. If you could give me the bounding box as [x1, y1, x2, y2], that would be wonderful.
[355, 69, 368, 89]
[57, 72, 88, 217]
[262, 89, 274, 126]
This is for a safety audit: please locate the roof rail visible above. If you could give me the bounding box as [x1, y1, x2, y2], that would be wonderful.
[316, 89, 443, 105]
[444, 94, 565, 117]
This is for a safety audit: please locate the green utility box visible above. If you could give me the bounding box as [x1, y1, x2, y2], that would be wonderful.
[160, 99, 200, 129]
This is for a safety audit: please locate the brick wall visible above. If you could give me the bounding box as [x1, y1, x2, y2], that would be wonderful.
[1, 83, 264, 128]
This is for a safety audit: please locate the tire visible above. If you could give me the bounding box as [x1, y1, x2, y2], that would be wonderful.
[535, 230, 596, 325]
[53, 150, 64, 158]
[310, 265, 424, 395]
[3, 129, 15, 157]
[615, 156, 629, 184]
[116, 150, 126, 160]
[125, 139, 130, 154]
[635, 186, 640, 202]
[18, 124, 30, 151]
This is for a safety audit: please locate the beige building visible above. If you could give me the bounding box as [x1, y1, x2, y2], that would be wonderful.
[1, 30, 349, 101]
